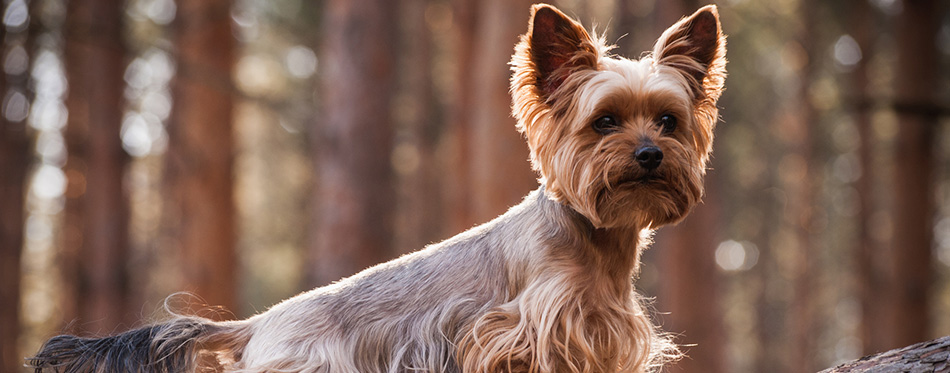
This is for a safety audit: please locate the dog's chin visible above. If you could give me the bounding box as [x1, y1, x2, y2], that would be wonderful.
[593, 178, 694, 229]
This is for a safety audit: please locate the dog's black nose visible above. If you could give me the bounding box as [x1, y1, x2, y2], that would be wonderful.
[635, 146, 663, 170]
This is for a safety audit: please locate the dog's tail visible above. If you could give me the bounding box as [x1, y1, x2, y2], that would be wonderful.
[27, 316, 250, 373]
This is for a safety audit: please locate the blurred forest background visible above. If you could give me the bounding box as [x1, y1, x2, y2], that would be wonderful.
[1, 0, 949, 372]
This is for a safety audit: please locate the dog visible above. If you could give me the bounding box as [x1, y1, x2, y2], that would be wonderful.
[29, 3, 725, 372]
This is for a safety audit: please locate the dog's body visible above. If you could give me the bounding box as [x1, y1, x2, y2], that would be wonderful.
[233, 188, 662, 372]
[31, 4, 725, 372]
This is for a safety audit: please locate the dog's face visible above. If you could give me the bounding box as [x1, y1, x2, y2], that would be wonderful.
[511, 4, 726, 229]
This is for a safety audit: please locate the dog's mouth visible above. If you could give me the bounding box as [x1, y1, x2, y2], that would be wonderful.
[617, 170, 663, 186]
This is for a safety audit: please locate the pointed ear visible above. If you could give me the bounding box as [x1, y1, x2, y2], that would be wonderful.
[514, 4, 599, 98]
[653, 5, 727, 100]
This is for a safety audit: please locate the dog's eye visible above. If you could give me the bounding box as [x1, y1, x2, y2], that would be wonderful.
[592, 115, 619, 135]
[657, 113, 677, 134]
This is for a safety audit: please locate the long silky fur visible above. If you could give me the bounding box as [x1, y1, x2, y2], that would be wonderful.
[457, 266, 665, 373]
[28, 316, 247, 372]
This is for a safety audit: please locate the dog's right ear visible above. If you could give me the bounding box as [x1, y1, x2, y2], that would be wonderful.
[513, 4, 598, 99]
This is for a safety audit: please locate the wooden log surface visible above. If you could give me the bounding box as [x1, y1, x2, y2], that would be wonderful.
[821, 336, 950, 373]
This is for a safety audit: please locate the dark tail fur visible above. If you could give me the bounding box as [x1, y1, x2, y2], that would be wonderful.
[27, 316, 247, 373]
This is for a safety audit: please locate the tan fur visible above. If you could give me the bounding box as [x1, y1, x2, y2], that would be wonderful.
[30, 4, 725, 373]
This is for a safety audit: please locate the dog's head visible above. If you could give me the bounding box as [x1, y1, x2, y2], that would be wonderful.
[511, 4, 726, 229]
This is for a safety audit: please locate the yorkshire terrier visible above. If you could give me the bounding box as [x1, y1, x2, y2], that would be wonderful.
[30, 4, 725, 372]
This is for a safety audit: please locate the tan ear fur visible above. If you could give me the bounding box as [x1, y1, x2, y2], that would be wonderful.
[653, 5, 727, 102]
[512, 4, 600, 100]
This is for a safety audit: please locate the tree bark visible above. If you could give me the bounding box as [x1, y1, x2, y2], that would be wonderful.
[465, 0, 535, 223]
[0, 13, 33, 372]
[309, 0, 399, 287]
[614, 0, 658, 58]
[655, 171, 725, 373]
[394, 0, 445, 254]
[61, 0, 132, 335]
[443, 0, 477, 233]
[885, 0, 939, 350]
[444, 0, 536, 232]
[165, 0, 238, 316]
[847, 0, 888, 355]
[788, 0, 820, 370]
[821, 335, 950, 373]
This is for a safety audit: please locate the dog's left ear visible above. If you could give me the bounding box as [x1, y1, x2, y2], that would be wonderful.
[653, 5, 727, 101]
[514, 4, 599, 99]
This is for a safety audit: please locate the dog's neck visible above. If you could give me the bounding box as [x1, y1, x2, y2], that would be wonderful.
[529, 186, 647, 296]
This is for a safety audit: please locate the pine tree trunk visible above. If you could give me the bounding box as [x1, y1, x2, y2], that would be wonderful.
[788, 0, 820, 370]
[394, 0, 445, 254]
[164, 0, 238, 316]
[655, 172, 725, 373]
[885, 0, 939, 349]
[614, 0, 657, 58]
[466, 0, 536, 223]
[848, 0, 888, 355]
[443, 0, 477, 233]
[60, 0, 132, 335]
[0, 17, 32, 373]
[309, 0, 399, 286]
[0, 114, 29, 373]
[0, 138, 29, 370]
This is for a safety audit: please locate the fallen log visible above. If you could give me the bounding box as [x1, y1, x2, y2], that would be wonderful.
[821, 336, 950, 372]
